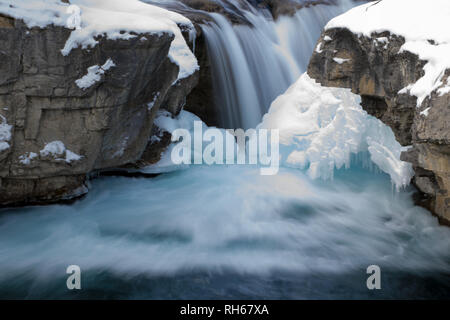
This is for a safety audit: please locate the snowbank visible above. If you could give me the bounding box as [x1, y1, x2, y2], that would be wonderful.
[0, 0, 198, 81]
[258, 73, 413, 189]
[325, 0, 450, 107]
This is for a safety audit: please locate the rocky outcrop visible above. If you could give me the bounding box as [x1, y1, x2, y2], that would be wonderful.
[0, 17, 198, 205]
[308, 28, 450, 224]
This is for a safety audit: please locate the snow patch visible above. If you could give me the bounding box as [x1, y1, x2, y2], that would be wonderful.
[0, 115, 12, 152]
[333, 57, 350, 64]
[75, 58, 115, 90]
[147, 92, 160, 111]
[323, 35, 333, 42]
[420, 107, 430, 117]
[315, 42, 323, 53]
[40, 141, 82, 163]
[326, 0, 450, 108]
[19, 152, 38, 165]
[112, 137, 129, 158]
[437, 77, 450, 96]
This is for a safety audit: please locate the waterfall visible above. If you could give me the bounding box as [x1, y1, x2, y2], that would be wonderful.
[201, 1, 355, 129]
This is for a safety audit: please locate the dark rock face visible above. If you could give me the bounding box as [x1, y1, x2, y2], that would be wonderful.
[308, 27, 450, 224]
[183, 27, 218, 127]
[0, 18, 198, 205]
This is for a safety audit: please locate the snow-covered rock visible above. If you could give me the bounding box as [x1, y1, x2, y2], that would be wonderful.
[0, 0, 198, 81]
[326, 0, 450, 109]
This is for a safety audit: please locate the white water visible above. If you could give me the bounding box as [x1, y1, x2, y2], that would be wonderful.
[202, 1, 355, 128]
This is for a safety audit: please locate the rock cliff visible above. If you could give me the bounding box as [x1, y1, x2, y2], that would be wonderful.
[0, 15, 198, 205]
[308, 27, 450, 224]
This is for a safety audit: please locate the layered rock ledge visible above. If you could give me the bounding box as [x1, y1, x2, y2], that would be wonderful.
[308, 27, 450, 224]
[0, 15, 198, 205]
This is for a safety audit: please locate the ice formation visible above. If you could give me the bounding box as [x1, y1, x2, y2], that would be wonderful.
[258, 73, 413, 189]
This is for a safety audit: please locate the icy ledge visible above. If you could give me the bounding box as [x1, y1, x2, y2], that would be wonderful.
[258, 73, 414, 190]
[325, 0, 450, 108]
[0, 0, 199, 82]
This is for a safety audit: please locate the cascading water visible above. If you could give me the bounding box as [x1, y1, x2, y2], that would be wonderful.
[202, 1, 355, 128]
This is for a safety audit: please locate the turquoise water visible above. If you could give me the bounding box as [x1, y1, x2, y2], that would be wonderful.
[0, 164, 449, 299]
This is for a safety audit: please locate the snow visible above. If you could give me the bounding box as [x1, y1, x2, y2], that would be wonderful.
[375, 36, 389, 49]
[0, 115, 12, 152]
[40, 141, 82, 163]
[147, 92, 160, 111]
[420, 107, 430, 117]
[0, 0, 198, 82]
[326, 0, 450, 107]
[112, 137, 129, 158]
[376, 37, 388, 44]
[65, 149, 82, 162]
[258, 73, 413, 189]
[323, 35, 333, 42]
[315, 42, 323, 53]
[333, 57, 350, 64]
[437, 77, 450, 96]
[75, 58, 115, 90]
[19, 152, 38, 165]
[145, 110, 204, 173]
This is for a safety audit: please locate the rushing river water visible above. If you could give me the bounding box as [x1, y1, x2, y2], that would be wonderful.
[0, 0, 449, 299]
[1, 165, 450, 299]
